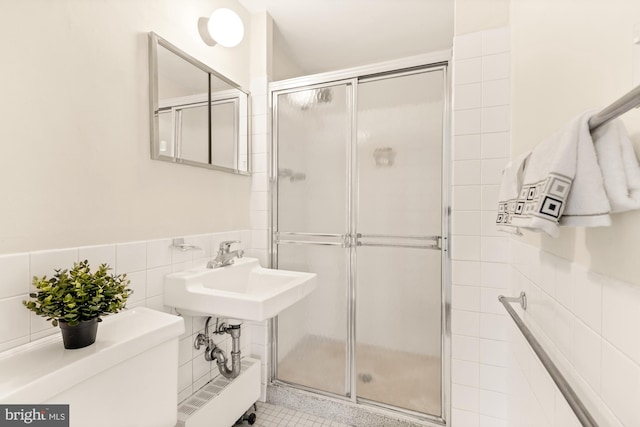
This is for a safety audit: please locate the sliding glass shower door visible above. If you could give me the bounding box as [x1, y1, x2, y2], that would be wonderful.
[274, 81, 353, 396]
[272, 66, 447, 420]
[355, 71, 443, 415]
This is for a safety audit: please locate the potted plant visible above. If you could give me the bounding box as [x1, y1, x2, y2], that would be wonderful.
[23, 260, 132, 349]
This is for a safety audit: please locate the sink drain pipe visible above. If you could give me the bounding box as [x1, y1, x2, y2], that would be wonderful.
[197, 317, 242, 379]
[208, 323, 241, 379]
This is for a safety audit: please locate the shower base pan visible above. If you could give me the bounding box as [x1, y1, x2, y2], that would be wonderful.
[277, 335, 441, 417]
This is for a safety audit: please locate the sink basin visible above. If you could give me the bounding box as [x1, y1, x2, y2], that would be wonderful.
[164, 257, 317, 321]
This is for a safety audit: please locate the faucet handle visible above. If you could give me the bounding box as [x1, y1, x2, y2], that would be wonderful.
[219, 240, 241, 252]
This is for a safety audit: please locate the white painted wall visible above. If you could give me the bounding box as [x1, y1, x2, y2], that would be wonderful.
[455, 0, 509, 36]
[499, 2, 640, 426]
[0, 0, 278, 405]
[272, 31, 306, 81]
[0, 0, 253, 254]
[511, 0, 640, 287]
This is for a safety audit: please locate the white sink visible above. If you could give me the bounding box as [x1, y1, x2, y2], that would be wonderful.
[164, 257, 317, 321]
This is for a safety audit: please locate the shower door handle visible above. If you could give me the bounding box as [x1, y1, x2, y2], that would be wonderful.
[274, 232, 350, 248]
[354, 234, 442, 250]
[275, 232, 443, 250]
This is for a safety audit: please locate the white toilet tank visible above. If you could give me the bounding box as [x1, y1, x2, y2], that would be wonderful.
[0, 307, 184, 427]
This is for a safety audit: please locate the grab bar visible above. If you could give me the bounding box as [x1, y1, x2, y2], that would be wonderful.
[498, 292, 599, 427]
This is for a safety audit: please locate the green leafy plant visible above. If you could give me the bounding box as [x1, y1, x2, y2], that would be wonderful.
[23, 260, 132, 327]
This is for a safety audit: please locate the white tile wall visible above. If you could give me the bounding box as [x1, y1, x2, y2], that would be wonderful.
[482, 79, 510, 107]
[455, 83, 482, 110]
[30, 248, 78, 279]
[482, 53, 510, 81]
[249, 75, 270, 273]
[455, 33, 482, 60]
[482, 27, 510, 55]
[0, 253, 30, 298]
[452, 26, 511, 426]
[0, 230, 262, 404]
[454, 110, 482, 135]
[249, 74, 271, 401]
[454, 134, 482, 160]
[481, 132, 510, 159]
[602, 277, 640, 364]
[508, 238, 640, 427]
[454, 160, 482, 186]
[78, 245, 116, 270]
[453, 186, 482, 211]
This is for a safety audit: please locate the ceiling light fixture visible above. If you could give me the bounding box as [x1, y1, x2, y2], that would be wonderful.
[198, 8, 244, 48]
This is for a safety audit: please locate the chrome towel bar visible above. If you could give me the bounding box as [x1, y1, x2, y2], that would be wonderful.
[498, 292, 599, 427]
[588, 83, 640, 131]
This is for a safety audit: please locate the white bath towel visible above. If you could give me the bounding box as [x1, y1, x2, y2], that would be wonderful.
[496, 151, 530, 236]
[592, 119, 640, 212]
[496, 111, 611, 237]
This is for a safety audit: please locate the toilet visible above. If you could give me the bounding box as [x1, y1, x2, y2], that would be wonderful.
[0, 307, 184, 427]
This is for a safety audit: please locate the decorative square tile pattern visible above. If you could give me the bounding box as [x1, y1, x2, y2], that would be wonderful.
[251, 402, 351, 427]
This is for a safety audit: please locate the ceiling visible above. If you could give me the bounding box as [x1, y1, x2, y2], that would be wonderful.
[237, 0, 454, 78]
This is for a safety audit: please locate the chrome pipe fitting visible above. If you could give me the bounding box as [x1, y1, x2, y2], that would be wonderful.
[195, 317, 243, 378]
[209, 324, 242, 379]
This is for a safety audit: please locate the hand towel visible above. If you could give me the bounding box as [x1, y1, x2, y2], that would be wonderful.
[496, 111, 611, 237]
[496, 151, 530, 235]
[592, 119, 640, 212]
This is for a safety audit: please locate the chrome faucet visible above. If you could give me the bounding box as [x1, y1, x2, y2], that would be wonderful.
[207, 240, 244, 268]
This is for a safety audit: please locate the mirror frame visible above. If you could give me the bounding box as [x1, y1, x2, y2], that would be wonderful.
[148, 32, 251, 175]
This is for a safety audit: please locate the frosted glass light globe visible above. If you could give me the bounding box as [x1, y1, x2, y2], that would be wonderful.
[207, 8, 244, 48]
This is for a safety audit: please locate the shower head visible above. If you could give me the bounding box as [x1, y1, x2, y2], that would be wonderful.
[287, 88, 333, 110]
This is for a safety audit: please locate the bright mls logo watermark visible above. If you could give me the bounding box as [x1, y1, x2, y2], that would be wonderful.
[0, 405, 69, 427]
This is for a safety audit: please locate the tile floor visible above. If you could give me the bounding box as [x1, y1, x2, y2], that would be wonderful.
[247, 402, 352, 427]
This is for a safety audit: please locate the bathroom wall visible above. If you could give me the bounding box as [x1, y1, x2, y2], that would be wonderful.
[272, 37, 306, 81]
[0, 230, 258, 402]
[0, 0, 276, 406]
[246, 10, 273, 400]
[452, 20, 640, 427]
[454, 0, 509, 36]
[507, 239, 640, 427]
[501, 2, 640, 426]
[511, 0, 640, 287]
[450, 26, 512, 426]
[248, 11, 272, 270]
[0, 0, 253, 254]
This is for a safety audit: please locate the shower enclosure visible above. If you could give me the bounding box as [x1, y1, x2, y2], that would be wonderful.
[270, 61, 449, 423]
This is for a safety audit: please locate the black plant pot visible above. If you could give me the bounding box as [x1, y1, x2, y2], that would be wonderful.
[59, 318, 99, 349]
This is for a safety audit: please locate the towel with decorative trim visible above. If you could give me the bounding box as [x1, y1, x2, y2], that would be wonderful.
[496, 151, 530, 235]
[592, 118, 640, 212]
[496, 111, 611, 237]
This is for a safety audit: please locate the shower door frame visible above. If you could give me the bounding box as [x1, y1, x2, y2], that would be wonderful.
[268, 52, 452, 426]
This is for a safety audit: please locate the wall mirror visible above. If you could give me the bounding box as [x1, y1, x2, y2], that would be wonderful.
[149, 32, 250, 174]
